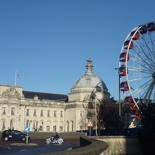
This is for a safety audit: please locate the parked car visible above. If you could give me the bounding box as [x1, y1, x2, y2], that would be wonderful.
[1, 129, 30, 142]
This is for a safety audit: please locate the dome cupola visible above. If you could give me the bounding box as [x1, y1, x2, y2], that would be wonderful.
[68, 59, 110, 102]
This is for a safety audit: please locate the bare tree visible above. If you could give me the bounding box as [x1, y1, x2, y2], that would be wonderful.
[99, 99, 122, 131]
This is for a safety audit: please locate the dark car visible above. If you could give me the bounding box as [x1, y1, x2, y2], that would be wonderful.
[1, 129, 30, 141]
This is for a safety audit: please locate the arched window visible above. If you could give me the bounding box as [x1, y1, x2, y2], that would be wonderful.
[46, 120, 51, 131]
[2, 119, 5, 130]
[70, 121, 74, 131]
[80, 121, 84, 130]
[39, 120, 44, 131]
[66, 121, 69, 132]
[10, 119, 14, 130]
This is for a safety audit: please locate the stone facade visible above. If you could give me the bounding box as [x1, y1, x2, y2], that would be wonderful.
[0, 59, 110, 132]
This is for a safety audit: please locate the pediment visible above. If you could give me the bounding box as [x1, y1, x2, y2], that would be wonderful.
[2, 87, 21, 99]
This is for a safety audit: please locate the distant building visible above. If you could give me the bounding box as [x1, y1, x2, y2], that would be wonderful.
[0, 59, 110, 132]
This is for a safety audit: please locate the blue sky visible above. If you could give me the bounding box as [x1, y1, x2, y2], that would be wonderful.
[0, 0, 155, 100]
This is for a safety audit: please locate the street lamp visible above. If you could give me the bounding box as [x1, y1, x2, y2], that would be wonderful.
[115, 68, 121, 117]
[86, 113, 93, 136]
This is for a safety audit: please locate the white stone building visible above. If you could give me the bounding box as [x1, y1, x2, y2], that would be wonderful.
[0, 59, 110, 132]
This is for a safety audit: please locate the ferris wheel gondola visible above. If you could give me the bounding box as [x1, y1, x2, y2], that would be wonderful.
[119, 21, 155, 116]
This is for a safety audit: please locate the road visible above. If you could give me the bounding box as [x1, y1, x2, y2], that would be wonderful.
[0, 139, 80, 155]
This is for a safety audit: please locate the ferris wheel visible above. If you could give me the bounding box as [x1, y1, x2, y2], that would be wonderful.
[119, 21, 155, 117]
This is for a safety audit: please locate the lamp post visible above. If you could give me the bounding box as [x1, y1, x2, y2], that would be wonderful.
[87, 117, 92, 136]
[115, 68, 121, 117]
[118, 74, 121, 117]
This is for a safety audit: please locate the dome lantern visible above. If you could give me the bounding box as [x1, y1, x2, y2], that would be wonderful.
[85, 58, 94, 75]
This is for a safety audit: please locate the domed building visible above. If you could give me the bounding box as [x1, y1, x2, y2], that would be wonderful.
[68, 58, 110, 102]
[66, 59, 110, 131]
[0, 59, 110, 132]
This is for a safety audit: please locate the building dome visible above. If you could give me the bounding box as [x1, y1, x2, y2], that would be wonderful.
[68, 59, 110, 102]
[72, 58, 107, 90]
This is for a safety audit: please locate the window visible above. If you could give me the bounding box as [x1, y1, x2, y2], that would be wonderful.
[14, 130, 21, 135]
[2, 107, 6, 115]
[40, 110, 43, 117]
[47, 110, 50, 117]
[53, 125, 56, 132]
[11, 108, 15, 115]
[54, 111, 57, 117]
[66, 121, 69, 132]
[60, 126, 63, 131]
[60, 111, 63, 117]
[33, 109, 37, 116]
[10, 119, 14, 129]
[39, 126, 43, 131]
[2, 120, 5, 130]
[46, 126, 50, 131]
[26, 109, 29, 116]
[26, 120, 29, 125]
